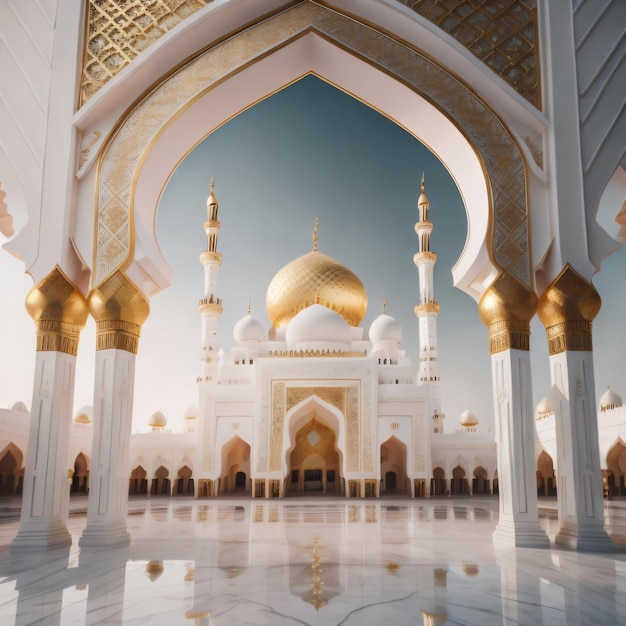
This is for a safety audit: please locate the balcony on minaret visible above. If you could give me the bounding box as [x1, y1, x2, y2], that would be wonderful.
[200, 250, 222, 264]
[198, 296, 223, 315]
[414, 300, 440, 316]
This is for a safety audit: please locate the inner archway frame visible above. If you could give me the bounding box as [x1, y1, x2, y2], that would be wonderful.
[93, 1, 530, 300]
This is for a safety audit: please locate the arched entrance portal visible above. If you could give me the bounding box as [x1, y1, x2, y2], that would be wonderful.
[380, 437, 408, 495]
[606, 442, 626, 497]
[219, 436, 251, 495]
[288, 416, 340, 496]
[536, 450, 557, 497]
[0, 443, 23, 497]
[71, 452, 89, 496]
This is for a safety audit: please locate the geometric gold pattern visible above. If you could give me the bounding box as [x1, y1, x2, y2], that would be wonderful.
[81, 0, 212, 106]
[397, 0, 540, 108]
[536, 264, 601, 355]
[94, 1, 530, 289]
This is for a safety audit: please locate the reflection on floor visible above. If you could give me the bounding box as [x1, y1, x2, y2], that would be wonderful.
[1, 498, 626, 625]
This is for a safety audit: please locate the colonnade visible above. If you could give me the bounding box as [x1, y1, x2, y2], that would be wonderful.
[10, 264, 614, 551]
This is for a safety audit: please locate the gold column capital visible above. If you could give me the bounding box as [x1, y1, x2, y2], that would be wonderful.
[478, 271, 538, 354]
[88, 271, 150, 354]
[537, 264, 600, 355]
[25, 266, 89, 356]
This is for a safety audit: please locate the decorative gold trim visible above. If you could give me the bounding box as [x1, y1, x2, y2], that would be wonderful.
[199, 251, 222, 264]
[478, 271, 537, 354]
[268, 349, 366, 358]
[88, 270, 150, 354]
[414, 251, 437, 263]
[94, 2, 530, 289]
[414, 302, 440, 316]
[25, 266, 89, 356]
[537, 264, 600, 355]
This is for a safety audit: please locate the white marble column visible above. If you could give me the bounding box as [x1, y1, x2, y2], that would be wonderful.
[80, 271, 149, 547]
[479, 272, 549, 548]
[538, 265, 613, 551]
[12, 267, 88, 551]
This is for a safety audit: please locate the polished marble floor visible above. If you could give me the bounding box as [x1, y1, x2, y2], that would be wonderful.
[1, 497, 626, 625]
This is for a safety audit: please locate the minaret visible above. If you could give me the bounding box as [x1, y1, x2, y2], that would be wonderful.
[413, 173, 443, 432]
[198, 178, 223, 383]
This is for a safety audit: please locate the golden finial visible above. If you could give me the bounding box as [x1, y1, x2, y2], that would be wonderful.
[382, 299, 387, 314]
[421, 171, 425, 193]
[210, 177, 215, 192]
[247, 299, 251, 315]
[313, 216, 319, 251]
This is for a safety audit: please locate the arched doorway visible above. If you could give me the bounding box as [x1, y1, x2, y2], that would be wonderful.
[451, 465, 469, 495]
[129, 465, 148, 496]
[71, 452, 89, 495]
[151, 466, 171, 496]
[219, 436, 251, 495]
[175, 465, 194, 496]
[431, 467, 446, 496]
[472, 466, 490, 495]
[288, 416, 340, 496]
[536, 450, 557, 497]
[606, 442, 626, 497]
[0, 443, 23, 497]
[380, 436, 408, 495]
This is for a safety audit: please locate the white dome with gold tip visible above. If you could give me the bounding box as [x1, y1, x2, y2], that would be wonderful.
[369, 313, 402, 344]
[286, 304, 352, 349]
[148, 410, 167, 428]
[234, 313, 266, 344]
[459, 409, 479, 427]
[600, 387, 623, 412]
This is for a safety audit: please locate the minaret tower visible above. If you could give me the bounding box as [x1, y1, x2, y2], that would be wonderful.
[413, 173, 443, 432]
[198, 178, 223, 383]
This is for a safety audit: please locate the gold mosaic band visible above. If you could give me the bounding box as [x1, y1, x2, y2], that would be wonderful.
[537, 265, 600, 356]
[545, 321, 593, 355]
[487, 318, 531, 354]
[95, 320, 142, 353]
[26, 266, 89, 356]
[34, 320, 84, 356]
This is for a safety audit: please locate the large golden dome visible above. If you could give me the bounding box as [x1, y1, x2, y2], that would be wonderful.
[266, 250, 367, 328]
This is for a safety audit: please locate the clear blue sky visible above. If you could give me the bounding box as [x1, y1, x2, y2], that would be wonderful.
[1, 75, 624, 433]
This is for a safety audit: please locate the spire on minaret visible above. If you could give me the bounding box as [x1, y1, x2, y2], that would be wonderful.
[413, 172, 442, 431]
[312, 216, 319, 252]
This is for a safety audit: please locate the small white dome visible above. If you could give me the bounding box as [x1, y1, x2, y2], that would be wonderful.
[286, 304, 351, 348]
[535, 397, 554, 417]
[233, 314, 266, 344]
[369, 314, 402, 344]
[10, 401, 28, 413]
[459, 409, 479, 427]
[148, 410, 167, 428]
[600, 387, 623, 412]
[74, 404, 93, 424]
[183, 405, 197, 420]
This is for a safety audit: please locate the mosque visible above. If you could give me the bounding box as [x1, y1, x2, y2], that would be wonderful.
[0, 0, 624, 560]
[0, 175, 498, 501]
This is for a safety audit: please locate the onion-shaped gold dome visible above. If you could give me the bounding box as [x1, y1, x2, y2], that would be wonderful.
[266, 250, 367, 328]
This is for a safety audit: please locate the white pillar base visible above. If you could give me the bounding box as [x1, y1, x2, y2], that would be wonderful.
[79, 524, 130, 548]
[493, 519, 550, 549]
[555, 521, 614, 552]
[11, 521, 72, 552]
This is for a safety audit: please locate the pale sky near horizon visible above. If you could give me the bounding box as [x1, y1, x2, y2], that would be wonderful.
[1, 75, 624, 434]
